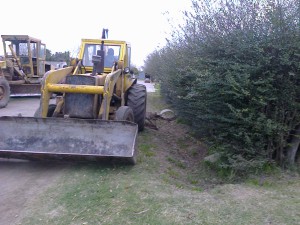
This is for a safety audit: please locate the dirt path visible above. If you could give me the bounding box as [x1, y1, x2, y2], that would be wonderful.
[0, 159, 69, 225]
[0, 97, 40, 117]
[0, 97, 65, 225]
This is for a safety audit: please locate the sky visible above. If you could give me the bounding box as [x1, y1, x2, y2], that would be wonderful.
[1, 0, 192, 69]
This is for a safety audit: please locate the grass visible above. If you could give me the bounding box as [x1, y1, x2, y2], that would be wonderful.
[167, 156, 187, 169]
[20, 88, 300, 225]
[21, 165, 300, 225]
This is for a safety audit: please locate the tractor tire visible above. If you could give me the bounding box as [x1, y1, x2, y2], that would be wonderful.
[115, 106, 137, 165]
[47, 104, 57, 117]
[34, 104, 57, 117]
[126, 83, 147, 131]
[0, 76, 10, 108]
[115, 106, 134, 122]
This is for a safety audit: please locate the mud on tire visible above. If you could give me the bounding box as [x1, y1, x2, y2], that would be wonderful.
[115, 106, 134, 122]
[126, 83, 147, 131]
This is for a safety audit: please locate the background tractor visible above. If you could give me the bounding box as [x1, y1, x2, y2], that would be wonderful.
[145, 73, 151, 83]
[0, 35, 51, 108]
[0, 30, 147, 164]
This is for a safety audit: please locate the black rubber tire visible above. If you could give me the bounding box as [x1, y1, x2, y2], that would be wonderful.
[115, 106, 134, 122]
[115, 106, 137, 165]
[34, 104, 56, 117]
[126, 83, 147, 131]
[0, 76, 10, 109]
[47, 104, 57, 117]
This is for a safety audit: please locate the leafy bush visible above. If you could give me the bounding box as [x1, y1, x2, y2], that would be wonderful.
[144, 0, 300, 176]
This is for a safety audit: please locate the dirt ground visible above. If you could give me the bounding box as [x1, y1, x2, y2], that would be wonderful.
[0, 159, 69, 225]
[0, 97, 40, 117]
[0, 97, 64, 225]
[0, 81, 155, 225]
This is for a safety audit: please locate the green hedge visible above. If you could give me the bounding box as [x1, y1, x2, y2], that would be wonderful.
[144, 0, 300, 175]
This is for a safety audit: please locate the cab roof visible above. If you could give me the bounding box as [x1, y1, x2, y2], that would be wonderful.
[81, 39, 130, 46]
[1, 35, 42, 43]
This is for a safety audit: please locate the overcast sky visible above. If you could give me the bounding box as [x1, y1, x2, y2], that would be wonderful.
[1, 0, 192, 68]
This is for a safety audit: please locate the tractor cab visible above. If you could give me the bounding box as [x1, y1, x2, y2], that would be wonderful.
[77, 39, 131, 75]
[1, 35, 47, 78]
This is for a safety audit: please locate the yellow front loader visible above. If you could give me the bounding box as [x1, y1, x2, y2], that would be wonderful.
[0, 30, 147, 164]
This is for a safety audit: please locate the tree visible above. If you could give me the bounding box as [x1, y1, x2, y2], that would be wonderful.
[130, 64, 139, 75]
[144, 0, 300, 176]
[46, 49, 70, 64]
[46, 49, 52, 61]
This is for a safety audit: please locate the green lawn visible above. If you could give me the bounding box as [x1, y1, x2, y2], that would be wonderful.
[20, 89, 300, 225]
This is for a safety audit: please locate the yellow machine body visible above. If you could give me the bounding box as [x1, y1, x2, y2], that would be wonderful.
[0, 35, 147, 164]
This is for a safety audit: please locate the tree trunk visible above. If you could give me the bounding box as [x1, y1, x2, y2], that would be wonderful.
[286, 127, 300, 165]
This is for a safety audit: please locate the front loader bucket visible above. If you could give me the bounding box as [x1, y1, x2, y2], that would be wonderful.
[0, 117, 138, 164]
[10, 83, 42, 97]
